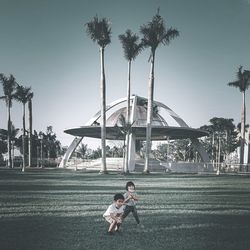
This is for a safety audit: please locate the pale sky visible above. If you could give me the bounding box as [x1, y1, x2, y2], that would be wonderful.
[0, 0, 250, 148]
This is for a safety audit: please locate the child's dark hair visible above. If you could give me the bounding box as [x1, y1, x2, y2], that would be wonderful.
[126, 181, 135, 191]
[114, 193, 124, 201]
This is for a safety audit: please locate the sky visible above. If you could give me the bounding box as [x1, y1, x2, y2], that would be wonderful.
[0, 0, 250, 148]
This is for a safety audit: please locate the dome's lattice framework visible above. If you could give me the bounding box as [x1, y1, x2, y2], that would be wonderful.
[59, 95, 210, 170]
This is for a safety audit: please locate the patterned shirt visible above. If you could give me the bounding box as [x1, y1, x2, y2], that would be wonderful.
[103, 203, 124, 217]
[124, 191, 138, 206]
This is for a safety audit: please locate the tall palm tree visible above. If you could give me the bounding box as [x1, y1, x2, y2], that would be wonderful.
[140, 11, 179, 173]
[15, 85, 32, 170]
[0, 74, 17, 168]
[228, 66, 250, 164]
[118, 29, 142, 173]
[85, 16, 111, 174]
[27, 92, 34, 167]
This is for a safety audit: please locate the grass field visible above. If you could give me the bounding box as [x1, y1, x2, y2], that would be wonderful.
[0, 169, 250, 250]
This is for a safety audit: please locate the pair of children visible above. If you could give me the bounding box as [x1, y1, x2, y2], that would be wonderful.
[103, 181, 141, 235]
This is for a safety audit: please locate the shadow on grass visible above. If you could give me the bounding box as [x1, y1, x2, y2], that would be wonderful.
[1, 213, 250, 250]
[0, 169, 250, 249]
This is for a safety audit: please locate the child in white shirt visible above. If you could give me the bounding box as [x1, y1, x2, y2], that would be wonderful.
[103, 193, 125, 235]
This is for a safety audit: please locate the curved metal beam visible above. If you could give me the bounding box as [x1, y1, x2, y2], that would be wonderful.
[59, 97, 129, 168]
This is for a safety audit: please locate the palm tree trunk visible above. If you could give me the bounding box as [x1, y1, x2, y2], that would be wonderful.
[12, 140, 14, 168]
[144, 51, 155, 173]
[124, 60, 131, 173]
[217, 136, 221, 174]
[100, 47, 107, 173]
[7, 102, 12, 168]
[22, 103, 26, 170]
[240, 91, 246, 165]
[28, 99, 32, 167]
[212, 133, 215, 167]
[225, 129, 228, 162]
[40, 138, 43, 168]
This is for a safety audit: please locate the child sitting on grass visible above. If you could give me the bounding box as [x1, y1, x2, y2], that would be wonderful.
[103, 193, 125, 235]
[122, 181, 142, 226]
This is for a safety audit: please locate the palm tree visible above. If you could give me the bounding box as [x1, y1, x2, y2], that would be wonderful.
[228, 66, 250, 164]
[27, 92, 34, 167]
[118, 29, 142, 173]
[85, 16, 111, 174]
[77, 143, 88, 160]
[0, 74, 17, 168]
[44, 126, 56, 160]
[0, 123, 19, 167]
[140, 11, 179, 173]
[15, 85, 32, 170]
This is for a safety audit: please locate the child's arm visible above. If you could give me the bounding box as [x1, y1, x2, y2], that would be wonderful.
[110, 213, 121, 223]
[110, 213, 122, 223]
[123, 194, 133, 204]
[131, 193, 139, 201]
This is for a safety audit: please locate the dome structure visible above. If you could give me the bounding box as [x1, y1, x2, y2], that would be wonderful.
[106, 106, 167, 127]
[60, 95, 210, 170]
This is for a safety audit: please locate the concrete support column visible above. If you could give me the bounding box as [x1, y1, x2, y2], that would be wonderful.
[128, 134, 136, 171]
[127, 95, 137, 172]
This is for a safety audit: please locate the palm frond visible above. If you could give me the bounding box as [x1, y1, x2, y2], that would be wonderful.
[237, 65, 243, 79]
[162, 28, 180, 45]
[228, 80, 240, 88]
[27, 91, 34, 100]
[85, 16, 111, 48]
[140, 13, 179, 52]
[15, 85, 32, 103]
[119, 29, 143, 61]
[228, 66, 250, 92]
[0, 74, 17, 106]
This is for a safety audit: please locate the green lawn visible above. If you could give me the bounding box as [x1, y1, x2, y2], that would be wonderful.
[0, 169, 250, 250]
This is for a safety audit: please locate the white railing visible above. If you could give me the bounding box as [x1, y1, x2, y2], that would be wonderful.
[66, 157, 124, 171]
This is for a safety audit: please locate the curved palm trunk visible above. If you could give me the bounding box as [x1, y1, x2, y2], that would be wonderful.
[144, 51, 155, 173]
[7, 102, 12, 168]
[28, 99, 32, 167]
[22, 103, 26, 170]
[100, 47, 107, 173]
[240, 91, 246, 165]
[124, 60, 131, 173]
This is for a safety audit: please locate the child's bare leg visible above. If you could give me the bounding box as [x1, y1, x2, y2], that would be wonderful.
[108, 220, 117, 232]
[115, 222, 122, 231]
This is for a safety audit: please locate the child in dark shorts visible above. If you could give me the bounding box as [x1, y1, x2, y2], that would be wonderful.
[122, 181, 141, 225]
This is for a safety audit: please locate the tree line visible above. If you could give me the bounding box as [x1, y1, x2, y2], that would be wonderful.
[0, 74, 62, 169]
